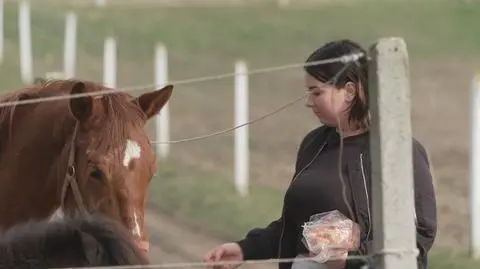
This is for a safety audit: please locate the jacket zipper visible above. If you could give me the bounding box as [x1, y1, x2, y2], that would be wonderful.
[277, 141, 328, 259]
[359, 153, 372, 242]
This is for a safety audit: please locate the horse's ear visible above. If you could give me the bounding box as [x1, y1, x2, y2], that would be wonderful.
[134, 85, 173, 120]
[78, 231, 106, 264]
[69, 82, 93, 123]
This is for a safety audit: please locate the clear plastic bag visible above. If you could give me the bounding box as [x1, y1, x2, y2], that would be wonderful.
[301, 210, 360, 262]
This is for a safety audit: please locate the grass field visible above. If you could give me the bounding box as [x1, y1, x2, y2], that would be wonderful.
[1, 0, 480, 267]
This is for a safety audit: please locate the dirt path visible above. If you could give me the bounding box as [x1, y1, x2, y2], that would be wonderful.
[145, 208, 276, 269]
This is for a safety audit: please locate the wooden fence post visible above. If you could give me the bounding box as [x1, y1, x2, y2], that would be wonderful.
[368, 37, 418, 269]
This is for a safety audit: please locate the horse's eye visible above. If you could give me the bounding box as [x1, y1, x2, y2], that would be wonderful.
[90, 168, 104, 180]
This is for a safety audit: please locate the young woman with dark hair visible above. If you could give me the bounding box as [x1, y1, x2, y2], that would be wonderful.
[203, 39, 437, 269]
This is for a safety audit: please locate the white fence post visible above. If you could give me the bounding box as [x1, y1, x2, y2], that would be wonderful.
[0, 0, 4, 65]
[368, 37, 417, 269]
[63, 11, 77, 79]
[155, 43, 170, 159]
[234, 60, 249, 197]
[18, 0, 32, 84]
[103, 37, 116, 88]
[470, 71, 480, 259]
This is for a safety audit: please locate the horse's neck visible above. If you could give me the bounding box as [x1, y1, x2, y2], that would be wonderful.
[0, 102, 74, 224]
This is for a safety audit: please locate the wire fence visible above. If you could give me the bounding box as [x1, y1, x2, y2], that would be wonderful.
[59, 248, 420, 269]
[2, 53, 363, 145]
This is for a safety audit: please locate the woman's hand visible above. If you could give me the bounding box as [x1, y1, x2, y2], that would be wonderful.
[203, 243, 244, 269]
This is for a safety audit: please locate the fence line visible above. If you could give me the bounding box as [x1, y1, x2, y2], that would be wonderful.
[13, 0, 362, 200]
[59, 248, 421, 269]
[13, 0, 360, 197]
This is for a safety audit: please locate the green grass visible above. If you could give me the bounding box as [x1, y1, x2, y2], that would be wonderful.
[148, 161, 283, 240]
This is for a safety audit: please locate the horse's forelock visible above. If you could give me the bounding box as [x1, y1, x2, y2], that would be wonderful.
[84, 89, 148, 164]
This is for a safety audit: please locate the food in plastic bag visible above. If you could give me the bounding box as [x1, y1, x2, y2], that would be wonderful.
[301, 210, 360, 262]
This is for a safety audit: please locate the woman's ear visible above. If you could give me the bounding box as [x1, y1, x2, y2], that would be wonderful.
[344, 82, 356, 102]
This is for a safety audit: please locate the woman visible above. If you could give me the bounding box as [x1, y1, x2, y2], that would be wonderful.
[203, 39, 437, 269]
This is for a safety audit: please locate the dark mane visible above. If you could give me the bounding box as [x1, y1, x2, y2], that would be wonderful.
[0, 213, 149, 268]
[0, 79, 148, 162]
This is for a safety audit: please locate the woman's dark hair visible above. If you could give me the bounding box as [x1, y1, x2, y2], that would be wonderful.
[304, 39, 369, 130]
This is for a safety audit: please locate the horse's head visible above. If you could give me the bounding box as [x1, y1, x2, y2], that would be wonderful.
[57, 80, 173, 255]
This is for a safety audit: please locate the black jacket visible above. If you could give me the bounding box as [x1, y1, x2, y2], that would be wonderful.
[236, 126, 437, 269]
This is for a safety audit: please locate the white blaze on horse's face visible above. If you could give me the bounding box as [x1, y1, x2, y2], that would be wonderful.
[132, 211, 142, 237]
[123, 139, 141, 168]
[122, 139, 143, 238]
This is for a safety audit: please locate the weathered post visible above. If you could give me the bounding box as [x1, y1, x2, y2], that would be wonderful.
[368, 37, 418, 269]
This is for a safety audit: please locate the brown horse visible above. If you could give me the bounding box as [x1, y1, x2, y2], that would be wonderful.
[0, 78, 173, 258]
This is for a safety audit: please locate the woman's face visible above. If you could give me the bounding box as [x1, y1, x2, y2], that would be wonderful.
[304, 73, 350, 127]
